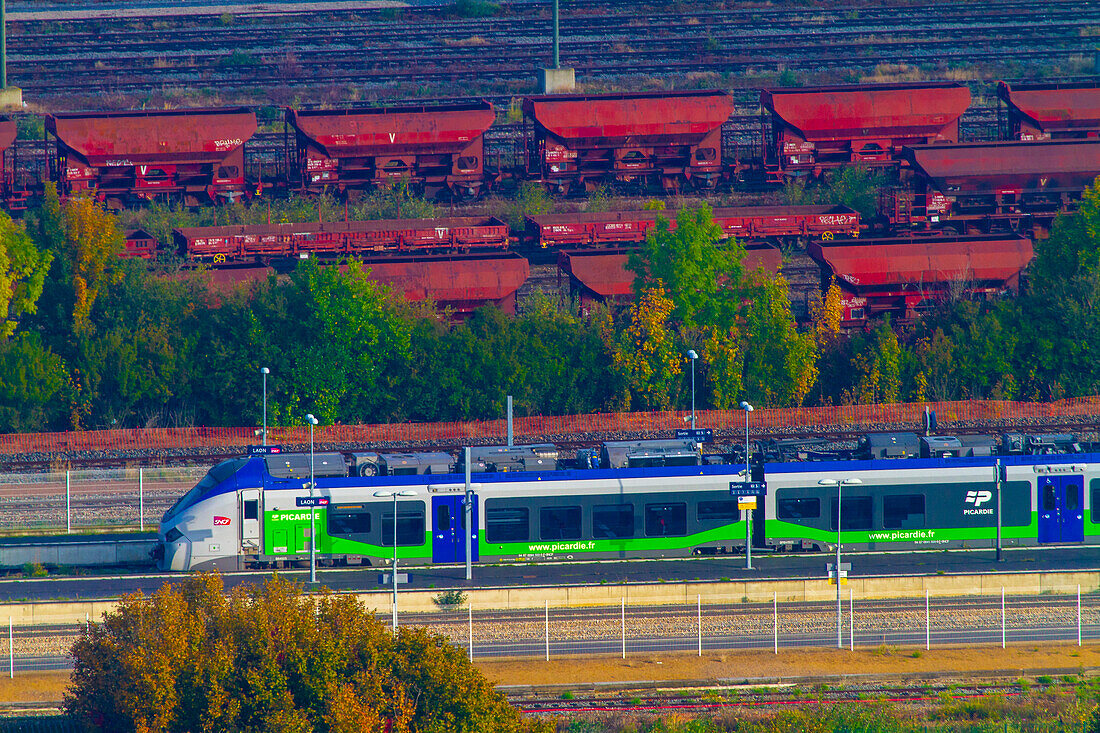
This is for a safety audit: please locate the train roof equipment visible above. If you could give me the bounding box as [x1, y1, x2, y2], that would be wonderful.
[856, 433, 921, 460]
[601, 439, 700, 469]
[996, 80, 1100, 139]
[350, 452, 453, 477]
[46, 107, 257, 166]
[521, 90, 735, 148]
[459, 444, 560, 473]
[286, 100, 496, 158]
[264, 452, 348, 479]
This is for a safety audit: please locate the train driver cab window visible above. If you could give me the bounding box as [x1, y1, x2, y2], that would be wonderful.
[645, 503, 686, 536]
[540, 506, 581, 541]
[830, 496, 872, 531]
[594, 504, 634, 539]
[243, 499, 259, 521]
[777, 497, 820, 520]
[883, 494, 925, 529]
[381, 505, 424, 546]
[486, 507, 529, 542]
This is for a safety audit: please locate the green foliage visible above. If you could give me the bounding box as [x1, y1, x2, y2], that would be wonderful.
[782, 166, 889, 221]
[432, 589, 468, 609]
[0, 332, 70, 431]
[504, 182, 553, 232]
[776, 68, 801, 87]
[351, 179, 437, 221]
[22, 562, 47, 577]
[15, 114, 44, 141]
[65, 574, 544, 733]
[449, 0, 501, 18]
[219, 49, 255, 67]
[0, 210, 52, 339]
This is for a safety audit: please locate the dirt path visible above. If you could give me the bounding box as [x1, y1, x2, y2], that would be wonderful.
[4, 643, 1099, 707]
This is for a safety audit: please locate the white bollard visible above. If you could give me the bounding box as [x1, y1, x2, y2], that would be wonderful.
[621, 598, 625, 660]
[697, 594, 701, 657]
[544, 601, 549, 662]
[773, 591, 778, 655]
[1078, 585, 1082, 647]
[8, 617, 12, 679]
[468, 605, 473, 661]
[925, 590, 930, 651]
[139, 468, 144, 532]
[1001, 587, 1006, 649]
[849, 590, 854, 651]
[66, 470, 71, 534]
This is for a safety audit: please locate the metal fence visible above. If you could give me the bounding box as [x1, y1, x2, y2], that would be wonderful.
[6, 587, 1097, 675]
[4, 396, 1100, 455]
[0, 467, 206, 533]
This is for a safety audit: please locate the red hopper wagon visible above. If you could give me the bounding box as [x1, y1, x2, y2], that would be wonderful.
[997, 81, 1100, 140]
[46, 107, 257, 206]
[521, 90, 735, 194]
[285, 101, 496, 200]
[761, 82, 971, 181]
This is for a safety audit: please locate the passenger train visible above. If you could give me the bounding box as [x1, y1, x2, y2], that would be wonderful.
[155, 433, 1098, 572]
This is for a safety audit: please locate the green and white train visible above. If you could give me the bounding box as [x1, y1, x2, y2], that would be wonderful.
[155, 435, 1098, 572]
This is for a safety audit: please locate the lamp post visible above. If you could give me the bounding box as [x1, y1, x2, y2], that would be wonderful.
[306, 413, 318, 585]
[686, 350, 698, 429]
[374, 489, 418, 632]
[260, 367, 270, 445]
[740, 401, 754, 569]
[818, 477, 862, 649]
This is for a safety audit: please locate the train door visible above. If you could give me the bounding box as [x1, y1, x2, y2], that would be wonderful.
[1038, 475, 1085, 543]
[239, 490, 261, 554]
[432, 494, 479, 564]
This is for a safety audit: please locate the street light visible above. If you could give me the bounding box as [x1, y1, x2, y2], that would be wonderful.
[686, 350, 698, 429]
[374, 489, 418, 632]
[260, 367, 270, 445]
[818, 477, 863, 649]
[306, 413, 318, 585]
[740, 401, 754, 569]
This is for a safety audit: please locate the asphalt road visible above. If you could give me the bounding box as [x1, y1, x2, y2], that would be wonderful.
[3, 545, 1099, 603]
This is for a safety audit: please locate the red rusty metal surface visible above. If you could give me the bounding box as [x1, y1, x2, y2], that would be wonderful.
[903, 140, 1100, 190]
[122, 228, 158, 259]
[175, 217, 509, 261]
[46, 107, 257, 165]
[0, 117, 15, 152]
[559, 244, 781, 301]
[359, 253, 529, 315]
[762, 82, 970, 141]
[808, 234, 1034, 293]
[522, 90, 734, 147]
[528, 205, 858, 247]
[997, 81, 1100, 138]
[288, 101, 495, 157]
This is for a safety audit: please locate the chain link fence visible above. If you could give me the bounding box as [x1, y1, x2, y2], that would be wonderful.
[9, 587, 1095, 675]
[0, 467, 205, 533]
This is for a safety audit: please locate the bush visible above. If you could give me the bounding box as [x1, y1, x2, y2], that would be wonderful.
[65, 574, 546, 733]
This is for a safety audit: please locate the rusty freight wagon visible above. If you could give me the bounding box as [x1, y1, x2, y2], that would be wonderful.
[175, 216, 510, 263]
[558, 244, 782, 310]
[807, 233, 1034, 326]
[527, 205, 859, 248]
[521, 90, 735, 194]
[886, 139, 1100, 233]
[45, 108, 257, 206]
[761, 82, 971, 181]
[997, 81, 1100, 140]
[0, 116, 27, 209]
[285, 101, 496, 200]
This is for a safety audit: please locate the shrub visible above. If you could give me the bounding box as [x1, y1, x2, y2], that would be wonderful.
[65, 574, 546, 733]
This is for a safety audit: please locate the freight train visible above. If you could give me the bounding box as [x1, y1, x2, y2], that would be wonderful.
[156, 432, 1097, 572]
[4, 80, 1100, 231]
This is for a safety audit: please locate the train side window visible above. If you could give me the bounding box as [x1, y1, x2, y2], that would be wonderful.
[593, 504, 634, 539]
[777, 497, 820, 520]
[435, 504, 450, 531]
[830, 496, 872, 531]
[1091, 483, 1100, 513]
[381, 505, 425, 546]
[486, 507, 529, 543]
[1067, 484, 1080, 511]
[644, 503, 686, 536]
[697, 500, 740, 525]
[540, 506, 581, 541]
[328, 508, 371, 537]
[1043, 485, 1057, 511]
[883, 494, 925, 529]
[243, 500, 259, 521]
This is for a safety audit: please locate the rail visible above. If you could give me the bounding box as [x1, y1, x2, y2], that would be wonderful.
[2, 397, 1100, 456]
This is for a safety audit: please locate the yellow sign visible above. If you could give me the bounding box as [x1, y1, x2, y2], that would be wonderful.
[737, 497, 757, 510]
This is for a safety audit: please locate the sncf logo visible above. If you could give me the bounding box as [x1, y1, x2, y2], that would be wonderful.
[964, 490, 994, 515]
[213, 516, 232, 526]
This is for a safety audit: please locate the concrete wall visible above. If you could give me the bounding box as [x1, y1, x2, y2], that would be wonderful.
[0, 539, 155, 568]
[6, 571, 1097, 625]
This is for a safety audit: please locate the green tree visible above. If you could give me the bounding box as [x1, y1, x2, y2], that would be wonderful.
[0, 211, 52, 339]
[603, 286, 683, 411]
[65, 574, 545, 733]
[0, 332, 69, 431]
[742, 272, 818, 407]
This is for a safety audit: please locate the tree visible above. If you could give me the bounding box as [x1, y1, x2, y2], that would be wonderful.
[0, 211, 52, 339]
[60, 195, 126, 333]
[0, 332, 69, 431]
[741, 272, 818, 407]
[65, 574, 546, 733]
[603, 286, 682, 411]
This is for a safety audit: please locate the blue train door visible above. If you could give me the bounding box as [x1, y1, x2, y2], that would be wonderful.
[432, 494, 479, 563]
[1038, 475, 1085, 543]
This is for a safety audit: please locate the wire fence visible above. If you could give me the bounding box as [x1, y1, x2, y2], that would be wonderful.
[0, 467, 206, 533]
[3, 396, 1100, 455]
[6, 587, 1097, 675]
